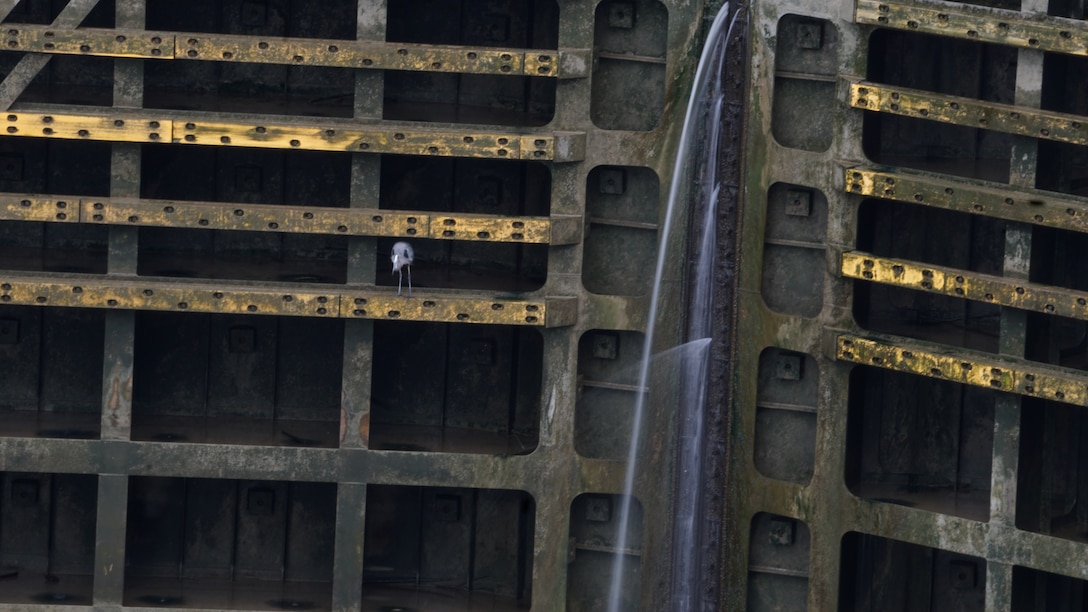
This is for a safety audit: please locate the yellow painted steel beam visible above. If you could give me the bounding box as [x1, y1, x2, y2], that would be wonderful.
[837, 334, 1088, 407]
[845, 167, 1088, 234]
[0, 24, 589, 78]
[182, 35, 529, 74]
[89, 199, 422, 238]
[0, 194, 78, 223]
[340, 293, 577, 326]
[842, 251, 1088, 320]
[0, 273, 576, 327]
[176, 119, 570, 160]
[94, 200, 561, 243]
[856, 0, 1088, 58]
[0, 275, 339, 317]
[179, 35, 587, 78]
[1, 110, 169, 143]
[0, 192, 577, 244]
[0, 109, 584, 161]
[846, 78, 1088, 147]
[427, 213, 551, 243]
[2, 25, 172, 58]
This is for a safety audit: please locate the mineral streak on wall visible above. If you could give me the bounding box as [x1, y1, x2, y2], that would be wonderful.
[0, 0, 713, 610]
[730, 0, 1088, 609]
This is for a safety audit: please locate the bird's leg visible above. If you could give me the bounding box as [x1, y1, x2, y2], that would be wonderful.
[397, 269, 403, 296]
[407, 265, 412, 297]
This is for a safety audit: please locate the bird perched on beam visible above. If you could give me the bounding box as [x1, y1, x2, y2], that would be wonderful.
[391, 241, 414, 297]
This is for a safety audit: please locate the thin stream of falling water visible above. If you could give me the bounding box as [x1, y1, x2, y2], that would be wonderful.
[606, 4, 736, 611]
[672, 6, 741, 610]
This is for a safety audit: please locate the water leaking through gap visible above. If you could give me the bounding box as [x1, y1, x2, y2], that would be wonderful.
[606, 3, 739, 611]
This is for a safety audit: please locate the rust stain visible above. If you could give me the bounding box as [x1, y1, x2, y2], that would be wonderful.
[108, 377, 120, 412]
[359, 412, 370, 446]
[106, 369, 133, 428]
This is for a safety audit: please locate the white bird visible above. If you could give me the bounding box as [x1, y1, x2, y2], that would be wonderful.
[391, 241, 414, 297]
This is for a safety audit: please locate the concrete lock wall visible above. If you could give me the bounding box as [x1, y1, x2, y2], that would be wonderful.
[731, 0, 1088, 610]
[7, 0, 1085, 610]
[0, 0, 715, 610]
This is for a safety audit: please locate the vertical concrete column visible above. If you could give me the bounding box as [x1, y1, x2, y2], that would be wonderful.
[551, 1, 594, 128]
[526, 328, 580, 612]
[93, 474, 128, 607]
[108, 0, 146, 276]
[331, 482, 368, 611]
[990, 224, 1030, 527]
[333, 1, 386, 607]
[543, 0, 592, 450]
[540, 163, 584, 455]
[534, 2, 594, 606]
[340, 0, 385, 451]
[987, 3, 1045, 607]
[94, 2, 144, 606]
[101, 143, 138, 440]
[100, 0, 145, 441]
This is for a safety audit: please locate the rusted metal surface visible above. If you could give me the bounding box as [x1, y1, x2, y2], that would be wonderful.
[845, 167, 1088, 233]
[837, 334, 1088, 406]
[848, 78, 1088, 147]
[102, 316, 133, 436]
[842, 251, 1088, 319]
[0, 273, 574, 326]
[0, 24, 590, 78]
[856, 0, 1088, 58]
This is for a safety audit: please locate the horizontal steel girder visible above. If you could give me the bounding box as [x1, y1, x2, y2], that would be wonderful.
[0, 109, 586, 161]
[837, 333, 1088, 406]
[845, 167, 1088, 233]
[856, 0, 1088, 58]
[0, 24, 591, 78]
[0, 193, 582, 244]
[847, 77, 1088, 147]
[842, 251, 1088, 320]
[0, 272, 578, 326]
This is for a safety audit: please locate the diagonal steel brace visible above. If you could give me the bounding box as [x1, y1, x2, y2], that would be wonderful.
[0, 0, 102, 110]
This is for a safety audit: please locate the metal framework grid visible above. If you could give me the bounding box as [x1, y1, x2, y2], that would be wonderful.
[729, 0, 1088, 609]
[0, 0, 709, 610]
